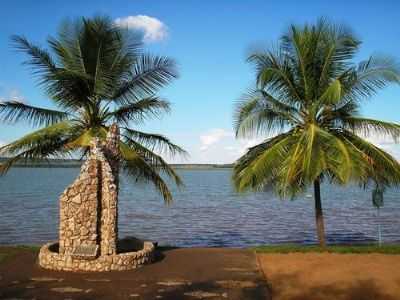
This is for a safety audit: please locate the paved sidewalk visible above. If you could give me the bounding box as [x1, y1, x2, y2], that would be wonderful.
[0, 247, 270, 300]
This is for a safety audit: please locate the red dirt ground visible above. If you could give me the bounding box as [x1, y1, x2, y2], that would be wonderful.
[258, 253, 400, 300]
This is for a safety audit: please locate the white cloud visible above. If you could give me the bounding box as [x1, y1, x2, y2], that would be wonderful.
[199, 128, 234, 151]
[8, 89, 25, 103]
[115, 15, 168, 43]
[224, 146, 235, 151]
[0, 88, 26, 103]
[365, 132, 400, 160]
[185, 128, 268, 164]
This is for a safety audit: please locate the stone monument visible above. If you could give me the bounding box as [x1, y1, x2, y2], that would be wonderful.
[38, 124, 155, 271]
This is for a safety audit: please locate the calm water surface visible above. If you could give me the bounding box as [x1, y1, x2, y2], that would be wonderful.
[0, 167, 399, 247]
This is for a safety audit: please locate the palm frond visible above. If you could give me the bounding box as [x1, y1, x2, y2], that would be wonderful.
[11, 35, 57, 75]
[0, 122, 76, 174]
[343, 117, 400, 141]
[339, 130, 400, 186]
[234, 90, 295, 138]
[0, 101, 70, 127]
[233, 131, 294, 192]
[341, 55, 400, 102]
[122, 136, 183, 186]
[318, 79, 342, 105]
[123, 127, 187, 157]
[110, 96, 170, 125]
[248, 50, 302, 105]
[112, 55, 178, 103]
[120, 142, 175, 204]
[66, 126, 108, 148]
[0, 122, 75, 155]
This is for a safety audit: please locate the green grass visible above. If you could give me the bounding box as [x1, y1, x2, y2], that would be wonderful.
[253, 244, 400, 254]
[0, 245, 40, 264]
[0, 253, 8, 264]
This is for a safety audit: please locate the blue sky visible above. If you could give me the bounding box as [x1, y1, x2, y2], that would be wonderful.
[0, 0, 400, 163]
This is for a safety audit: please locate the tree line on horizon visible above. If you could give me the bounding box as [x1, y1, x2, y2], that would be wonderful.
[1, 16, 400, 247]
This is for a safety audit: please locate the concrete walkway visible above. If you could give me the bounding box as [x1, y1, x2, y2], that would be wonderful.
[0, 247, 270, 300]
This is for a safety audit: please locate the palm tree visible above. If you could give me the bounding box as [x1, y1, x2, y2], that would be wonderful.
[0, 16, 186, 203]
[233, 19, 400, 247]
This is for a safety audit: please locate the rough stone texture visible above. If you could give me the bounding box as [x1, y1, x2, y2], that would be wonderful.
[39, 241, 155, 272]
[38, 124, 155, 272]
[100, 124, 120, 256]
[58, 155, 99, 255]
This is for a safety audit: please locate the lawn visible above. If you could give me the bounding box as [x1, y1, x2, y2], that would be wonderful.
[253, 243, 400, 254]
[0, 245, 39, 264]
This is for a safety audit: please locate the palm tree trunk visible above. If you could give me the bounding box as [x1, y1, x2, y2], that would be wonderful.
[314, 179, 326, 247]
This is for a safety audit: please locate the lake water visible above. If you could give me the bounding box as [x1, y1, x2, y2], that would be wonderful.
[0, 167, 399, 247]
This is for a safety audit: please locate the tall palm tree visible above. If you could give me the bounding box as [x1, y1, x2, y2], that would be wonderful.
[0, 16, 186, 203]
[233, 19, 400, 247]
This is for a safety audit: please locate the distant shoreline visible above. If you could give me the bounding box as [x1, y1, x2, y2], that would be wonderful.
[0, 158, 233, 169]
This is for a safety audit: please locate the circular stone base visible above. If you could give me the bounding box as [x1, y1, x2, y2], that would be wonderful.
[38, 241, 155, 272]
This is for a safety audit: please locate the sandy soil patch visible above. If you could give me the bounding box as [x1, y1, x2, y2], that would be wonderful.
[258, 253, 400, 300]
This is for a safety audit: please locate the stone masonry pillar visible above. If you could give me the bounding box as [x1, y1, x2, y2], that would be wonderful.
[99, 124, 120, 255]
[58, 124, 121, 257]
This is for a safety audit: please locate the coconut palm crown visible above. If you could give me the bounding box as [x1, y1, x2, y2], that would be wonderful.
[0, 16, 186, 203]
[233, 19, 400, 246]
